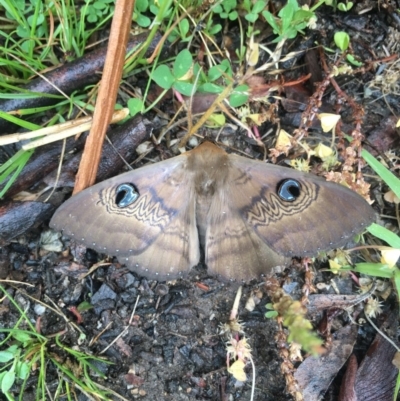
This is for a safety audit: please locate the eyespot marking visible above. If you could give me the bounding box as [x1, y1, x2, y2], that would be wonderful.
[115, 183, 139, 208]
[277, 179, 301, 202]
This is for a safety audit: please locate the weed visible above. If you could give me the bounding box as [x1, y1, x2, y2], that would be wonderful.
[213, 0, 238, 21]
[85, 0, 114, 24]
[262, 0, 316, 42]
[0, 285, 113, 400]
[265, 298, 324, 356]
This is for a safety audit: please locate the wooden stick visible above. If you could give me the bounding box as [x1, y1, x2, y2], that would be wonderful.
[73, 0, 135, 194]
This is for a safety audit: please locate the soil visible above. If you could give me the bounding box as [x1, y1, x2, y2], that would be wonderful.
[1, 1, 400, 401]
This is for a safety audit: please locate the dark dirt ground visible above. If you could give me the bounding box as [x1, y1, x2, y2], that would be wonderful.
[1, 1, 400, 401]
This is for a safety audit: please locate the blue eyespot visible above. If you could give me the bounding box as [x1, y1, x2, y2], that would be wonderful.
[277, 179, 301, 202]
[115, 184, 139, 207]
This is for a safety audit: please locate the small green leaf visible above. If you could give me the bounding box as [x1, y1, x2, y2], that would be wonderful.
[208, 64, 228, 81]
[16, 25, 30, 38]
[149, 4, 159, 14]
[167, 30, 179, 43]
[221, 0, 236, 13]
[292, 9, 314, 23]
[229, 85, 249, 107]
[285, 27, 299, 40]
[28, 13, 44, 26]
[173, 49, 192, 79]
[338, 2, 353, 11]
[152, 65, 175, 89]
[228, 10, 238, 20]
[262, 11, 280, 34]
[265, 311, 278, 318]
[346, 54, 363, 67]
[206, 113, 226, 127]
[127, 98, 143, 117]
[209, 24, 222, 35]
[0, 351, 15, 363]
[243, 0, 252, 12]
[94, 1, 107, 10]
[16, 361, 30, 380]
[279, 1, 295, 32]
[179, 18, 189, 37]
[87, 13, 98, 23]
[135, 0, 148, 12]
[253, 0, 267, 14]
[287, 0, 300, 9]
[5, 345, 19, 355]
[77, 301, 94, 312]
[245, 12, 258, 23]
[198, 83, 223, 93]
[213, 4, 222, 13]
[334, 31, 350, 51]
[135, 13, 151, 27]
[220, 59, 233, 75]
[1, 370, 16, 393]
[173, 81, 195, 96]
[192, 62, 201, 77]
[12, 331, 32, 343]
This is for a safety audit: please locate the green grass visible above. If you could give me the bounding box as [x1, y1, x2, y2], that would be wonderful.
[0, 285, 113, 401]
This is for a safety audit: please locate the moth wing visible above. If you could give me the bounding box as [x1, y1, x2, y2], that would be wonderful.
[50, 156, 200, 280]
[205, 193, 287, 281]
[205, 154, 374, 281]
[226, 155, 375, 257]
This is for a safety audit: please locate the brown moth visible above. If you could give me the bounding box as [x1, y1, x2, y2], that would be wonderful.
[50, 141, 375, 281]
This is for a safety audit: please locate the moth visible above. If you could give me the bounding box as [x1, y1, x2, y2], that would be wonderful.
[50, 141, 375, 281]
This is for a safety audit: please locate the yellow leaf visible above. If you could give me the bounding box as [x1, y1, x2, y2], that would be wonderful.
[228, 360, 247, 382]
[248, 114, 262, 125]
[329, 259, 341, 273]
[318, 113, 340, 132]
[380, 249, 400, 268]
[246, 35, 259, 67]
[275, 129, 292, 152]
[314, 143, 333, 159]
[205, 113, 226, 127]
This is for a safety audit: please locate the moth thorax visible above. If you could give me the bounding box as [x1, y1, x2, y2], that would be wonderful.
[195, 174, 214, 195]
[188, 144, 230, 192]
[194, 168, 228, 197]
